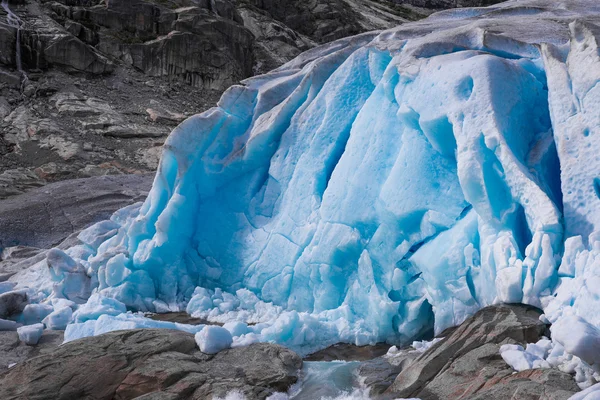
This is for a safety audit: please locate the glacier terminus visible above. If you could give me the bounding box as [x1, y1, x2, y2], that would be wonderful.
[4, 0, 600, 378]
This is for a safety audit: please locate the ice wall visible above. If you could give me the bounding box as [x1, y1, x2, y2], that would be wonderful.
[9, 0, 600, 355]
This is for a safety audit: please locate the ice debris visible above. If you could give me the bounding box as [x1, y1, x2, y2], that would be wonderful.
[195, 326, 233, 354]
[500, 337, 600, 389]
[17, 323, 44, 345]
[3, 0, 600, 372]
[570, 383, 600, 400]
[386, 337, 444, 361]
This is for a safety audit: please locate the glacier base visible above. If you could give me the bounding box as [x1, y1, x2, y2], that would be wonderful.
[5, 0, 600, 366]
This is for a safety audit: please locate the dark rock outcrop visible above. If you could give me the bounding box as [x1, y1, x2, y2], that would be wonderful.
[0, 0, 426, 200]
[244, 0, 414, 44]
[305, 342, 391, 362]
[383, 304, 579, 400]
[0, 329, 302, 400]
[0, 290, 28, 318]
[2, 0, 419, 89]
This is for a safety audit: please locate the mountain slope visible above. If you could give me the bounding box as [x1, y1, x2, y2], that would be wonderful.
[0, 0, 435, 199]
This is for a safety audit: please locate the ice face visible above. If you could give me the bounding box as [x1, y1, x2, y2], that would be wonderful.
[8, 0, 600, 357]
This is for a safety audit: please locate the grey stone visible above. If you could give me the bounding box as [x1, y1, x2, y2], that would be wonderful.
[357, 351, 418, 395]
[0, 329, 302, 400]
[305, 342, 392, 362]
[0, 97, 11, 119]
[52, 93, 114, 117]
[146, 105, 187, 124]
[468, 368, 580, 400]
[385, 304, 579, 400]
[0, 290, 28, 319]
[0, 174, 153, 251]
[0, 168, 46, 199]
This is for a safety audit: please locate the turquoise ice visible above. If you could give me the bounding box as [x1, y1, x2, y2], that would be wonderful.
[8, 0, 600, 359]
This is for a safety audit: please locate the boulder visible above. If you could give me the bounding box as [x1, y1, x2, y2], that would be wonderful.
[0, 290, 28, 319]
[357, 350, 419, 395]
[0, 329, 302, 400]
[385, 304, 579, 400]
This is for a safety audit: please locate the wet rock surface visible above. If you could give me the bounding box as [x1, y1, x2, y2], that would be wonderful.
[147, 311, 221, 326]
[0, 329, 302, 400]
[357, 347, 420, 395]
[383, 304, 579, 400]
[305, 342, 392, 362]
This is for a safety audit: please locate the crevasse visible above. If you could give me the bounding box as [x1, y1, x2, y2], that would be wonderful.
[10, 0, 600, 358]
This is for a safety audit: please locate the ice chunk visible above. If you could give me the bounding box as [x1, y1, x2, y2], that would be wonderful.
[72, 294, 127, 323]
[195, 326, 233, 354]
[500, 336, 599, 389]
[0, 318, 18, 331]
[500, 344, 540, 371]
[552, 315, 600, 369]
[7, 0, 600, 356]
[412, 338, 443, 353]
[64, 313, 205, 342]
[22, 304, 53, 325]
[0, 282, 16, 295]
[77, 220, 120, 250]
[223, 321, 249, 337]
[17, 323, 44, 345]
[47, 249, 90, 303]
[570, 383, 600, 400]
[43, 306, 73, 330]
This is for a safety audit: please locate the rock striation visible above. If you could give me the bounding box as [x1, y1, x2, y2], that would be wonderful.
[384, 305, 579, 400]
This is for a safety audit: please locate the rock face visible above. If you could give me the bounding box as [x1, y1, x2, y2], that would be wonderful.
[0, 174, 153, 250]
[245, 0, 412, 44]
[0, 0, 427, 200]
[305, 343, 392, 362]
[1, 0, 422, 88]
[0, 174, 152, 281]
[384, 305, 579, 400]
[0, 329, 302, 400]
[358, 350, 419, 395]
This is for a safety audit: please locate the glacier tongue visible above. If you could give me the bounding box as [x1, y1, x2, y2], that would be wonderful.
[9, 0, 600, 356]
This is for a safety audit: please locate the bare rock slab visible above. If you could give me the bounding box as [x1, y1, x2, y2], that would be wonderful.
[0, 329, 302, 400]
[385, 304, 579, 400]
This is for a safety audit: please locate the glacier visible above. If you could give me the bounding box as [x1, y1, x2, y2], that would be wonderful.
[6, 0, 600, 363]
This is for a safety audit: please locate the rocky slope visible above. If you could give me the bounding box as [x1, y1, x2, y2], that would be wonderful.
[384, 305, 578, 399]
[0, 0, 434, 199]
[0, 0, 509, 200]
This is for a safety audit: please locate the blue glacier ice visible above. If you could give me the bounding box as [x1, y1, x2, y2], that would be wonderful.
[6, 0, 600, 362]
